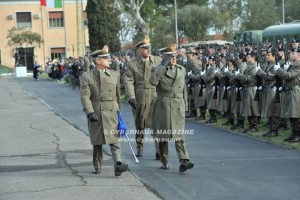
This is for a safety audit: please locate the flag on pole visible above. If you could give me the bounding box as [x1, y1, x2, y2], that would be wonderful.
[117, 111, 128, 138]
[41, 0, 62, 8]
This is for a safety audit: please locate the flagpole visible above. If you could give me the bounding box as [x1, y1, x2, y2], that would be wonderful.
[63, 0, 67, 60]
[40, 1, 46, 70]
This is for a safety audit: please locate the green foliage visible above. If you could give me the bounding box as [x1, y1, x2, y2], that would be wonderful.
[86, 0, 121, 52]
[155, 0, 208, 7]
[0, 65, 13, 74]
[240, 0, 277, 30]
[174, 5, 214, 41]
[284, 0, 300, 23]
[150, 15, 175, 49]
[7, 27, 43, 48]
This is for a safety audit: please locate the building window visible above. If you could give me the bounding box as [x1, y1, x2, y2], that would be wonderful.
[16, 12, 32, 28]
[49, 11, 64, 27]
[51, 48, 65, 61]
[83, 11, 88, 26]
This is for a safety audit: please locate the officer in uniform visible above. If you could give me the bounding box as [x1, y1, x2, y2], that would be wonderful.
[176, 48, 187, 67]
[222, 57, 237, 126]
[256, 48, 279, 137]
[231, 53, 247, 130]
[150, 44, 194, 172]
[274, 40, 300, 142]
[110, 55, 121, 71]
[124, 36, 162, 159]
[200, 55, 219, 124]
[185, 47, 199, 118]
[235, 51, 260, 133]
[80, 45, 128, 176]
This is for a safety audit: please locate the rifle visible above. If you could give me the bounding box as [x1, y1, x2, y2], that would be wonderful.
[222, 56, 230, 100]
[198, 57, 207, 97]
[213, 55, 220, 99]
[273, 46, 283, 103]
[254, 50, 263, 101]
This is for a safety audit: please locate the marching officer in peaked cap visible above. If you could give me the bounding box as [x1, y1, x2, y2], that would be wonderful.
[80, 45, 128, 176]
[150, 44, 194, 172]
[124, 36, 162, 159]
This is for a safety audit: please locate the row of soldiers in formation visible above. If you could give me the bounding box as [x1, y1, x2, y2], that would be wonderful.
[178, 38, 300, 142]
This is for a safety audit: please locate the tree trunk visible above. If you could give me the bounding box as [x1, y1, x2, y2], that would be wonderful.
[122, 0, 149, 37]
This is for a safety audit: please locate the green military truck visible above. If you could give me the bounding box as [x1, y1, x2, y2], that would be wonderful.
[234, 20, 300, 44]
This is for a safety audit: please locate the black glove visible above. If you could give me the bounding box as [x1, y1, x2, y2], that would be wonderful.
[128, 98, 137, 109]
[160, 54, 173, 67]
[87, 113, 99, 122]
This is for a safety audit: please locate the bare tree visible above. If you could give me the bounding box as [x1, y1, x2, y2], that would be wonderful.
[117, 0, 150, 37]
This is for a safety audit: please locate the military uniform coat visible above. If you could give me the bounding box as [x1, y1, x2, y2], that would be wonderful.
[124, 55, 162, 129]
[224, 68, 235, 113]
[201, 65, 219, 110]
[276, 60, 300, 118]
[256, 61, 277, 117]
[150, 64, 187, 141]
[236, 62, 260, 117]
[216, 66, 228, 112]
[233, 63, 246, 115]
[81, 68, 122, 145]
[186, 59, 201, 107]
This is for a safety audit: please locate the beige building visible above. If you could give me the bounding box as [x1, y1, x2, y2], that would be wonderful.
[0, 0, 89, 70]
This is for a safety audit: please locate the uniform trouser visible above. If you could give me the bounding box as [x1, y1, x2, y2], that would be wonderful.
[188, 96, 197, 116]
[270, 116, 281, 131]
[289, 118, 300, 133]
[199, 106, 207, 117]
[136, 129, 159, 153]
[227, 113, 234, 119]
[93, 143, 122, 170]
[237, 114, 245, 121]
[209, 109, 217, 119]
[280, 118, 289, 127]
[159, 140, 190, 165]
[247, 116, 258, 127]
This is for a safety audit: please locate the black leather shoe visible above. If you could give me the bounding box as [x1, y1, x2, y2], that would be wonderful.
[263, 131, 278, 137]
[161, 164, 169, 170]
[222, 119, 234, 126]
[179, 160, 194, 172]
[114, 162, 128, 176]
[155, 152, 160, 160]
[136, 149, 143, 157]
[205, 118, 217, 124]
[284, 135, 294, 142]
[199, 116, 205, 121]
[289, 135, 300, 143]
[242, 127, 250, 133]
[93, 168, 101, 174]
[231, 122, 244, 130]
[249, 127, 258, 132]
